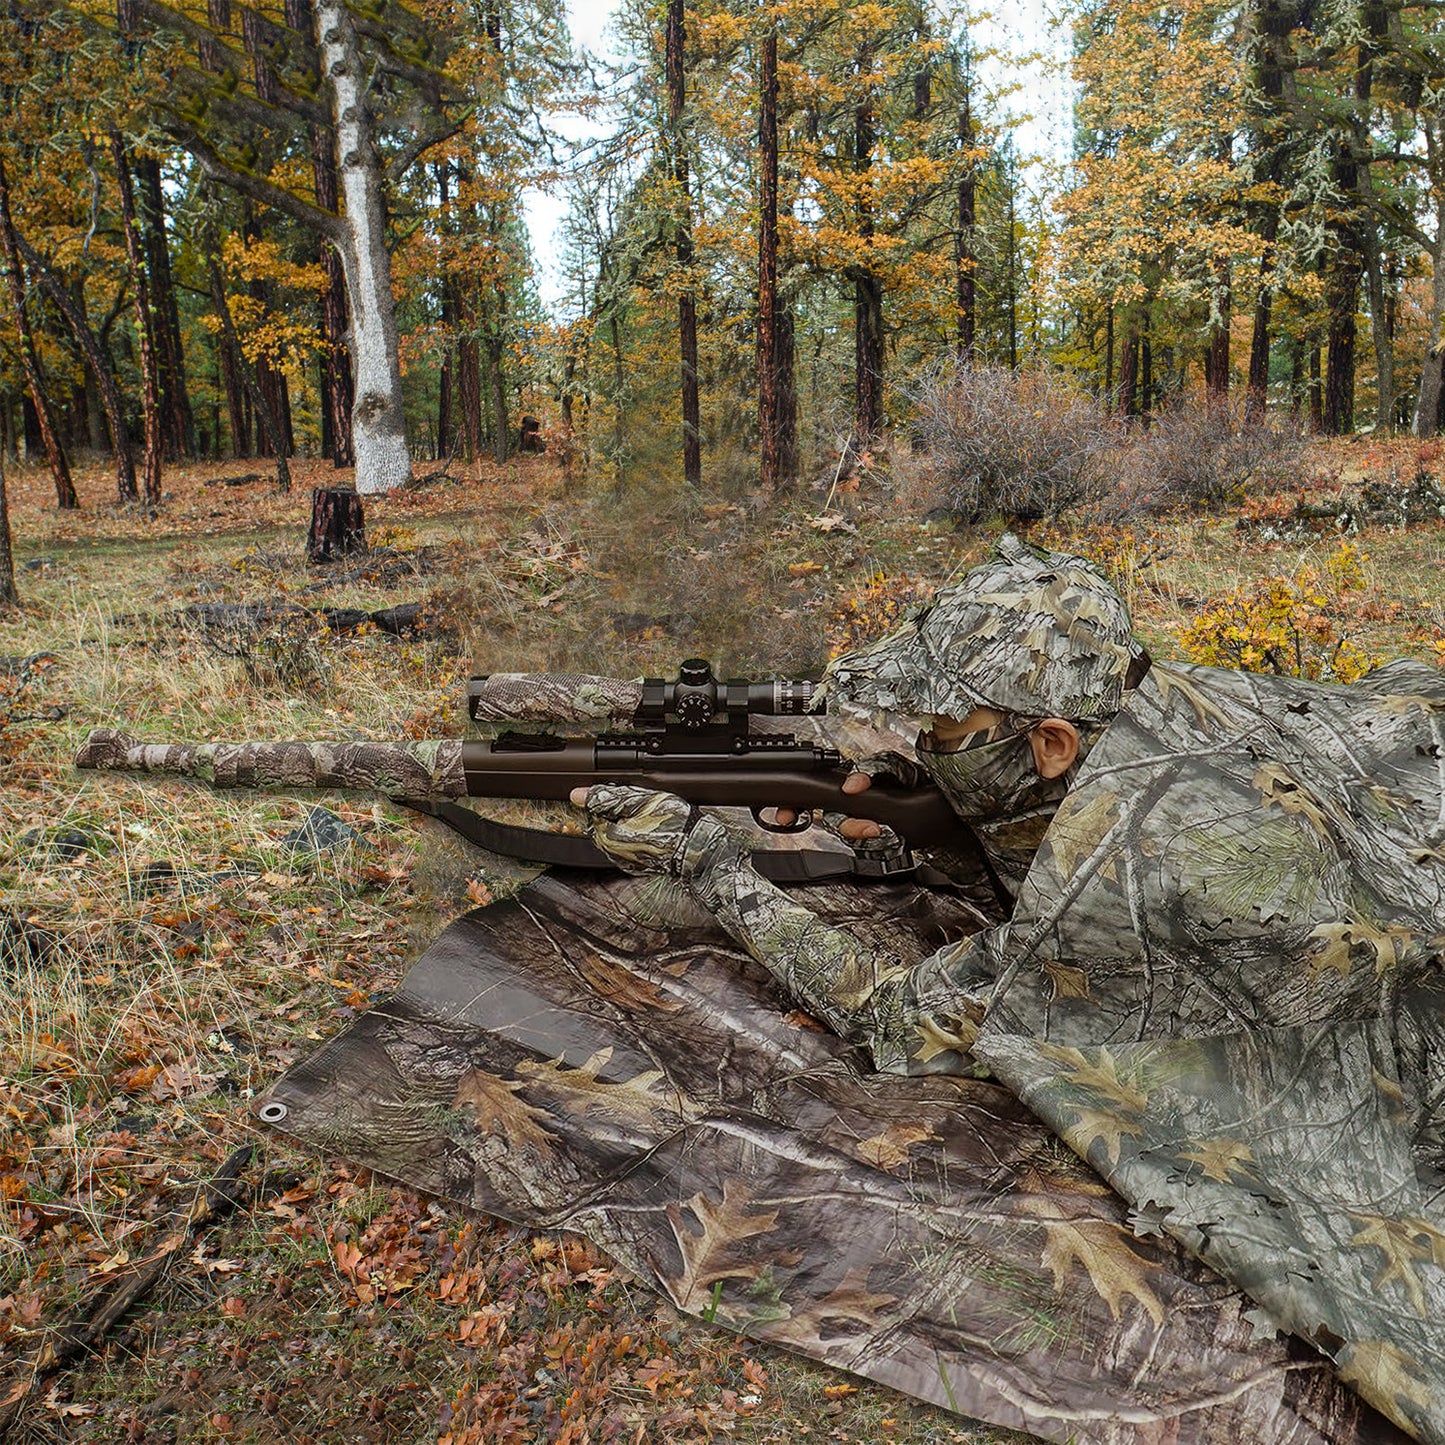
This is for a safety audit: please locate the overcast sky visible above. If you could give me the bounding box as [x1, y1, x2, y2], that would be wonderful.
[520, 2, 1071, 311]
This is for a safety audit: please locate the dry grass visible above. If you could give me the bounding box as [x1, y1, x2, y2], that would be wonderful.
[4, 440, 1445, 1443]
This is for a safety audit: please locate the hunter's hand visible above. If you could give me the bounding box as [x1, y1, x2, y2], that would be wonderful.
[775, 771, 881, 841]
[570, 784, 696, 874]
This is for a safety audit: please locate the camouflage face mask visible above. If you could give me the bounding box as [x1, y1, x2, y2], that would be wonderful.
[917, 726, 1066, 823]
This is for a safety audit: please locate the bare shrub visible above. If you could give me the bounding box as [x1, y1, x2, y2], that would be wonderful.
[905, 364, 1113, 522]
[1094, 396, 1306, 521]
[184, 604, 335, 695]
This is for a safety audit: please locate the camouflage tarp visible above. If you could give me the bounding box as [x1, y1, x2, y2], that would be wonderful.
[260, 869, 1405, 1444]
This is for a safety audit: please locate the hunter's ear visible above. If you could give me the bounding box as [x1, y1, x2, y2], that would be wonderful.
[1029, 719, 1080, 780]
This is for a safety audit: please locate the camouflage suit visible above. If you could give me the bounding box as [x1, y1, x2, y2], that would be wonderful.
[581, 536, 1445, 1441]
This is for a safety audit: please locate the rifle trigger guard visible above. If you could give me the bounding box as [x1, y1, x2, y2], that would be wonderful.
[752, 805, 814, 835]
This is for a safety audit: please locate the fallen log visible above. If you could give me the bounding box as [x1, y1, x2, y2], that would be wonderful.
[0, 1145, 271, 1439]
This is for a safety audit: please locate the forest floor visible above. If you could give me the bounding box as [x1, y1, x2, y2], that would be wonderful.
[4, 436, 1445, 1445]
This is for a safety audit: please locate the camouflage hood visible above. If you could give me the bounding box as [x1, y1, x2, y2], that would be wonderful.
[820, 533, 1146, 724]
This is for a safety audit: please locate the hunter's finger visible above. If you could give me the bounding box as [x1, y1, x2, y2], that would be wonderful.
[774, 807, 799, 827]
[841, 771, 873, 795]
[569, 787, 590, 807]
[839, 817, 883, 841]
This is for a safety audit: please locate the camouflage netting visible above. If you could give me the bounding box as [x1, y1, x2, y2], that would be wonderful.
[262, 871, 1406, 1444]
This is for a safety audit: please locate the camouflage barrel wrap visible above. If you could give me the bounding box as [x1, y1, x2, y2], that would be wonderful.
[75, 729, 469, 799]
[469, 672, 645, 725]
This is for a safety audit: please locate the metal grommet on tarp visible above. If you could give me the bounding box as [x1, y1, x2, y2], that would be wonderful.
[257, 1100, 289, 1124]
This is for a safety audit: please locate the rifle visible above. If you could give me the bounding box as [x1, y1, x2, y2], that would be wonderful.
[75, 659, 969, 885]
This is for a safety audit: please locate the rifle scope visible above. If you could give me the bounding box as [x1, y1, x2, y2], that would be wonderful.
[637, 659, 821, 729]
[467, 659, 821, 731]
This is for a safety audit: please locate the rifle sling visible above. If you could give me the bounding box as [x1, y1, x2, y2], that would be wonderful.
[394, 797, 962, 890]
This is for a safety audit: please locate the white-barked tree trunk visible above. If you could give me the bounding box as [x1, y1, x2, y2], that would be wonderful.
[314, 0, 412, 493]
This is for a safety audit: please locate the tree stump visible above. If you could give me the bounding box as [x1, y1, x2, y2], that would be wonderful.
[307, 487, 366, 564]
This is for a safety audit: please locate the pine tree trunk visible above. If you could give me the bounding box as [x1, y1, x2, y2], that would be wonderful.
[78, 289, 108, 452]
[314, 0, 411, 493]
[437, 347, 452, 460]
[488, 331, 508, 465]
[484, 203, 509, 467]
[1362, 225, 1394, 432]
[17, 238, 137, 501]
[956, 82, 976, 364]
[1246, 222, 1277, 423]
[457, 284, 482, 464]
[0, 156, 77, 509]
[666, 0, 701, 487]
[111, 133, 163, 506]
[1412, 224, 1445, 437]
[0, 450, 15, 608]
[777, 301, 797, 480]
[1141, 326, 1154, 425]
[1323, 250, 1359, 435]
[206, 249, 290, 492]
[1207, 258, 1230, 401]
[610, 311, 627, 490]
[853, 59, 883, 438]
[218, 316, 250, 458]
[136, 155, 197, 458]
[435, 162, 453, 460]
[0, 157, 75, 505]
[1104, 306, 1115, 406]
[253, 357, 293, 458]
[1309, 343, 1323, 432]
[21, 397, 40, 462]
[758, 27, 781, 490]
[1119, 330, 1139, 419]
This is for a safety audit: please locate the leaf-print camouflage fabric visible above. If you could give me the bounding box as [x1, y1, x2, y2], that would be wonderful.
[965, 657, 1445, 1442]
[262, 870, 1406, 1445]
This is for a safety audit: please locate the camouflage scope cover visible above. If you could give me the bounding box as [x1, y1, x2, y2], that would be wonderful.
[820, 532, 1147, 724]
[469, 672, 646, 726]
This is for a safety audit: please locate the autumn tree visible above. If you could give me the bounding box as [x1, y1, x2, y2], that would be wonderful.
[93, 0, 506, 492]
[1059, 0, 1264, 412]
[0, 449, 14, 608]
[667, 0, 702, 486]
[0, 153, 77, 509]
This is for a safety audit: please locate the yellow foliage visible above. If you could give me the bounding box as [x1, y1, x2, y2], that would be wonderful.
[1179, 550, 1378, 683]
[826, 572, 933, 658]
[370, 524, 420, 552]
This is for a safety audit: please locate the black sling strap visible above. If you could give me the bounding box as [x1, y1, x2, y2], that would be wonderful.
[394, 796, 965, 890]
